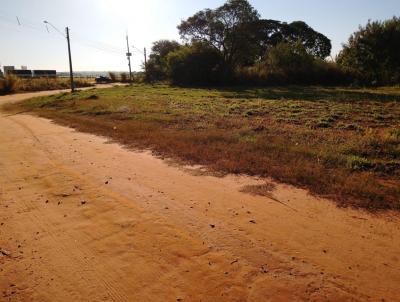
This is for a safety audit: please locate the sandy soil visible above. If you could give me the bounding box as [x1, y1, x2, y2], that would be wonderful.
[0, 90, 399, 302]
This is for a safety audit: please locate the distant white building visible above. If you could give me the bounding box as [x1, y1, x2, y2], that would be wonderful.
[2, 65, 57, 78]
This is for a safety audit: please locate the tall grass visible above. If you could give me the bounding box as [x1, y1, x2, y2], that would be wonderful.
[235, 60, 351, 86]
[0, 75, 20, 94]
[0, 76, 93, 95]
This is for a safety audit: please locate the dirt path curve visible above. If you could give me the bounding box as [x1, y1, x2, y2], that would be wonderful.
[0, 89, 399, 302]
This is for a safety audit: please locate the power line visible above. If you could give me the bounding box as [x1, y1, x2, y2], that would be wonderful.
[0, 15, 52, 35]
[74, 32, 125, 53]
[132, 45, 144, 55]
[0, 16, 126, 57]
[0, 10, 149, 71]
[0, 11, 127, 56]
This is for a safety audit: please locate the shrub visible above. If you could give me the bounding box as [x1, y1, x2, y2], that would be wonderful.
[0, 74, 20, 94]
[337, 17, 400, 86]
[167, 42, 224, 85]
[145, 60, 166, 83]
[267, 41, 314, 77]
[145, 40, 182, 83]
[120, 72, 129, 83]
[235, 42, 351, 85]
[108, 72, 117, 82]
[346, 156, 374, 171]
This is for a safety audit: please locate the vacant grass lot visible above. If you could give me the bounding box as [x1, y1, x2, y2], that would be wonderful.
[6, 84, 400, 210]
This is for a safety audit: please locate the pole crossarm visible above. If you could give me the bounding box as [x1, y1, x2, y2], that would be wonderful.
[43, 20, 66, 38]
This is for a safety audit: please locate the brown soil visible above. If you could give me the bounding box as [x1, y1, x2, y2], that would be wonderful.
[0, 90, 399, 301]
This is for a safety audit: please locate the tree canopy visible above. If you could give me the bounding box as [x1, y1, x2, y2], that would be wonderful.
[178, 0, 260, 67]
[178, 0, 331, 68]
[150, 40, 181, 62]
[145, 40, 182, 82]
[144, 0, 399, 86]
[337, 17, 400, 85]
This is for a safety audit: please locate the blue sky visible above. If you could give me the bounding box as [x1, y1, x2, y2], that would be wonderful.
[1, 0, 399, 72]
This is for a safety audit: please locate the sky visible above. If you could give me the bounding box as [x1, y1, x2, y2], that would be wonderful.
[0, 0, 399, 72]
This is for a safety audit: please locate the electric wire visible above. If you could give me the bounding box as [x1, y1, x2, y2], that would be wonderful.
[0, 12, 131, 57]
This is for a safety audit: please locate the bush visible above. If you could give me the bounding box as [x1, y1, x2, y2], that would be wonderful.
[145, 60, 167, 83]
[267, 41, 314, 76]
[337, 17, 400, 86]
[0, 74, 20, 94]
[108, 72, 117, 82]
[235, 42, 351, 85]
[167, 42, 224, 85]
[145, 40, 181, 83]
[120, 72, 129, 83]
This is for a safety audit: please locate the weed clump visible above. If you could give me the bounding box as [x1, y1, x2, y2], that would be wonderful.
[0, 75, 20, 94]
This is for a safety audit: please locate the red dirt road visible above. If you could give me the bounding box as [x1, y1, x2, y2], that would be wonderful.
[0, 90, 399, 301]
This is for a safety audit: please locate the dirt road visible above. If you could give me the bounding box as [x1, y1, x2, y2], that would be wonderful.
[0, 90, 399, 302]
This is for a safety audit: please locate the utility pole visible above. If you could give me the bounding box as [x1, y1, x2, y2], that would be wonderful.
[144, 47, 147, 73]
[126, 35, 132, 83]
[66, 27, 74, 92]
[44, 21, 74, 93]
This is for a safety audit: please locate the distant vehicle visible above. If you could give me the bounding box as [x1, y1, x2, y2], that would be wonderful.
[95, 76, 112, 84]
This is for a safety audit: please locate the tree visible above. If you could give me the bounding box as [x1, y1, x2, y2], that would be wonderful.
[150, 40, 181, 62]
[282, 21, 331, 59]
[266, 41, 315, 82]
[145, 40, 181, 82]
[167, 42, 223, 85]
[337, 17, 400, 85]
[178, 0, 259, 67]
[178, 0, 331, 70]
[244, 20, 331, 60]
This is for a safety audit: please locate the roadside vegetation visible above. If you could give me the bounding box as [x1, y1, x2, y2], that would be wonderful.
[0, 74, 93, 95]
[108, 72, 130, 83]
[5, 84, 400, 210]
[143, 0, 399, 87]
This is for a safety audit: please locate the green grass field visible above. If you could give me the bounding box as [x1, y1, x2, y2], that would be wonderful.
[6, 84, 400, 210]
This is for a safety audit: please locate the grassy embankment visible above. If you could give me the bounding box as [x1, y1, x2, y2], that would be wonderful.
[5, 84, 400, 210]
[0, 75, 93, 95]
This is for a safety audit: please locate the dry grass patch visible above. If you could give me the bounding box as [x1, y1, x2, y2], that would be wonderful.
[240, 183, 277, 197]
[0, 75, 93, 95]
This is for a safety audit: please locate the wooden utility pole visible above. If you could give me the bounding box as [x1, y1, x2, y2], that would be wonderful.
[66, 27, 74, 92]
[144, 47, 147, 73]
[44, 21, 75, 92]
[126, 35, 132, 83]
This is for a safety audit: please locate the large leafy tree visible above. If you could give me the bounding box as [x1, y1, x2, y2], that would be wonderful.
[178, 0, 331, 69]
[337, 17, 400, 85]
[282, 21, 331, 59]
[178, 0, 260, 67]
[242, 20, 331, 62]
[150, 40, 181, 62]
[145, 40, 181, 82]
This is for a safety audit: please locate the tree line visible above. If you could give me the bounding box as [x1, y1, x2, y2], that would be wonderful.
[144, 0, 400, 86]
